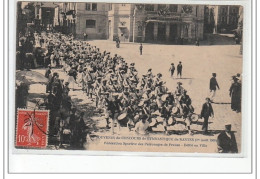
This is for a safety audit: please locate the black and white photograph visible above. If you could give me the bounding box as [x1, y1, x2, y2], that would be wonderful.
[15, 1, 243, 153]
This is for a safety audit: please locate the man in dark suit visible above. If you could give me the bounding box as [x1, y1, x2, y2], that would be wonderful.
[209, 73, 220, 100]
[177, 61, 183, 78]
[139, 43, 143, 55]
[217, 124, 238, 153]
[200, 97, 214, 134]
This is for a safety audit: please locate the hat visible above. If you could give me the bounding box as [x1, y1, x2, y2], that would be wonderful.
[148, 68, 152, 72]
[205, 97, 211, 102]
[65, 82, 69, 85]
[183, 90, 187, 93]
[177, 82, 182, 85]
[212, 73, 216, 76]
[179, 61, 182, 63]
[225, 124, 232, 131]
[171, 63, 174, 65]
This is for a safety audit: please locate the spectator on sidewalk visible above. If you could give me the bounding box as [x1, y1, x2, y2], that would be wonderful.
[229, 76, 241, 113]
[217, 124, 238, 153]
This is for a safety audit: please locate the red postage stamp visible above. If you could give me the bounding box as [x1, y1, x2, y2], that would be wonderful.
[16, 109, 49, 148]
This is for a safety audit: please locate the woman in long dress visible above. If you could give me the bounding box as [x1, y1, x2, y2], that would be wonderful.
[229, 77, 241, 112]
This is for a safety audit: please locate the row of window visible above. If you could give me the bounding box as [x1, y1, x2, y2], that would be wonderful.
[205, 7, 238, 14]
[85, 3, 97, 11]
[221, 16, 238, 24]
[220, 7, 238, 14]
[107, 4, 178, 12]
[85, 18, 238, 29]
[86, 3, 238, 14]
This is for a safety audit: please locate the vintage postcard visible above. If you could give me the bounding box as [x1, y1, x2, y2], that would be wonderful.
[14, 1, 243, 154]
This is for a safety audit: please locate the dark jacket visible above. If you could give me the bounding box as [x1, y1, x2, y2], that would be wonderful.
[200, 103, 214, 118]
[210, 77, 219, 90]
[177, 64, 182, 72]
[217, 131, 238, 153]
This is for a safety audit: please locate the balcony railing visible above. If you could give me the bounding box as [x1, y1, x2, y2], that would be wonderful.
[145, 11, 181, 16]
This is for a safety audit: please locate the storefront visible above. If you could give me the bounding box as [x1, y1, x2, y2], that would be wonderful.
[108, 4, 204, 43]
[143, 19, 188, 43]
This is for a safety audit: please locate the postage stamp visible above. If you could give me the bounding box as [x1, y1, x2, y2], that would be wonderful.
[15, 109, 49, 148]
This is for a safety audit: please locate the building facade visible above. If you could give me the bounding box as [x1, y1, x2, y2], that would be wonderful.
[34, 3, 206, 43]
[34, 2, 109, 39]
[74, 2, 108, 39]
[34, 2, 60, 30]
[58, 2, 108, 39]
[108, 4, 205, 43]
[204, 5, 240, 33]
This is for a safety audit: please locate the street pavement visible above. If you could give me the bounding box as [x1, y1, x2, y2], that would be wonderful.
[29, 40, 242, 152]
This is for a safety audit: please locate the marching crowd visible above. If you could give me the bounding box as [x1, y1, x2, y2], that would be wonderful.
[17, 31, 241, 152]
[39, 32, 199, 138]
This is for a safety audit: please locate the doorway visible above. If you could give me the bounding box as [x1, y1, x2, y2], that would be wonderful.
[169, 24, 178, 43]
[145, 22, 154, 41]
[157, 23, 166, 41]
